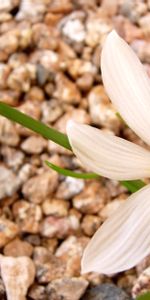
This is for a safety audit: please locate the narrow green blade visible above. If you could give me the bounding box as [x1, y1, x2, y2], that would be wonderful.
[121, 180, 145, 193]
[45, 161, 99, 179]
[0, 102, 146, 193]
[0, 102, 71, 150]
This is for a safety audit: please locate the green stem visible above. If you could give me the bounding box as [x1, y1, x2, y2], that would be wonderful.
[45, 161, 99, 179]
[0, 102, 146, 192]
[0, 102, 71, 150]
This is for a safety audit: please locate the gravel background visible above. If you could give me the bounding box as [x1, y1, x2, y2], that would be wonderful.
[0, 0, 150, 299]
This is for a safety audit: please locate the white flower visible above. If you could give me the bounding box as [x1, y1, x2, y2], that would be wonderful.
[66, 31, 150, 275]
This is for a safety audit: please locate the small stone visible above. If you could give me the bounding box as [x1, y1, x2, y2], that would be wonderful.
[0, 255, 35, 300]
[36, 64, 49, 86]
[0, 166, 20, 199]
[0, 89, 19, 106]
[41, 99, 63, 124]
[33, 249, 66, 283]
[82, 284, 131, 300]
[73, 181, 109, 214]
[13, 200, 42, 233]
[88, 85, 121, 134]
[132, 267, 150, 298]
[56, 177, 85, 200]
[0, 0, 19, 12]
[16, 0, 47, 22]
[1, 146, 24, 171]
[26, 86, 45, 102]
[0, 116, 20, 146]
[7, 65, 32, 92]
[76, 73, 94, 91]
[81, 215, 101, 236]
[85, 15, 111, 48]
[48, 0, 74, 13]
[21, 136, 47, 154]
[55, 108, 90, 133]
[47, 277, 89, 300]
[3, 238, 33, 257]
[0, 29, 19, 59]
[0, 63, 11, 89]
[0, 218, 19, 247]
[67, 59, 97, 79]
[62, 19, 86, 42]
[99, 197, 126, 221]
[42, 198, 69, 217]
[56, 235, 89, 277]
[41, 238, 58, 254]
[28, 284, 47, 300]
[32, 23, 58, 51]
[38, 50, 60, 71]
[54, 73, 81, 104]
[22, 171, 58, 203]
[40, 215, 80, 239]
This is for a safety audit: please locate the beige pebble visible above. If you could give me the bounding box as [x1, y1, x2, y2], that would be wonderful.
[0, 218, 19, 247]
[0, 255, 35, 300]
[22, 171, 58, 204]
[47, 277, 89, 300]
[4, 238, 33, 257]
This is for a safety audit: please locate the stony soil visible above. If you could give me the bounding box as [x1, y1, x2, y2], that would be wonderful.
[0, 0, 150, 299]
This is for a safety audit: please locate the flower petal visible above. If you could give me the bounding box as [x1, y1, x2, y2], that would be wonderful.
[67, 120, 150, 180]
[81, 184, 150, 274]
[101, 30, 150, 146]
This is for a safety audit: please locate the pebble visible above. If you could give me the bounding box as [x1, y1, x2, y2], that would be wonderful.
[48, 0, 74, 14]
[0, 89, 19, 106]
[41, 99, 63, 124]
[85, 14, 112, 48]
[73, 181, 109, 214]
[16, 0, 47, 22]
[42, 198, 69, 217]
[22, 171, 59, 204]
[62, 19, 86, 42]
[0, 63, 10, 88]
[0, 166, 20, 199]
[28, 284, 47, 300]
[40, 214, 80, 239]
[3, 238, 33, 257]
[0, 218, 19, 247]
[56, 177, 85, 200]
[0, 255, 35, 300]
[132, 267, 150, 298]
[0, 116, 20, 146]
[21, 136, 47, 154]
[54, 73, 81, 104]
[99, 197, 126, 221]
[34, 250, 66, 283]
[0, 0, 19, 12]
[47, 277, 89, 300]
[1, 146, 24, 171]
[82, 283, 131, 300]
[88, 85, 121, 134]
[81, 215, 101, 236]
[56, 235, 89, 276]
[13, 200, 42, 233]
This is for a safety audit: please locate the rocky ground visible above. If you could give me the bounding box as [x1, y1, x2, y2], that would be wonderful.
[0, 0, 150, 299]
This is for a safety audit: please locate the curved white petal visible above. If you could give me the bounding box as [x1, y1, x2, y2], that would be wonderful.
[67, 121, 150, 180]
[81, 184, 150, 274]
[101, 31, 150, 146]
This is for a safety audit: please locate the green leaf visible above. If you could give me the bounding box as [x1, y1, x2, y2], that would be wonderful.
[136, 292, 150, 300]
[0, 102, 146, 192]
[0, 102, 71, 150]
[121, 180, 145, 193]
[45, 161, 99, 179]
